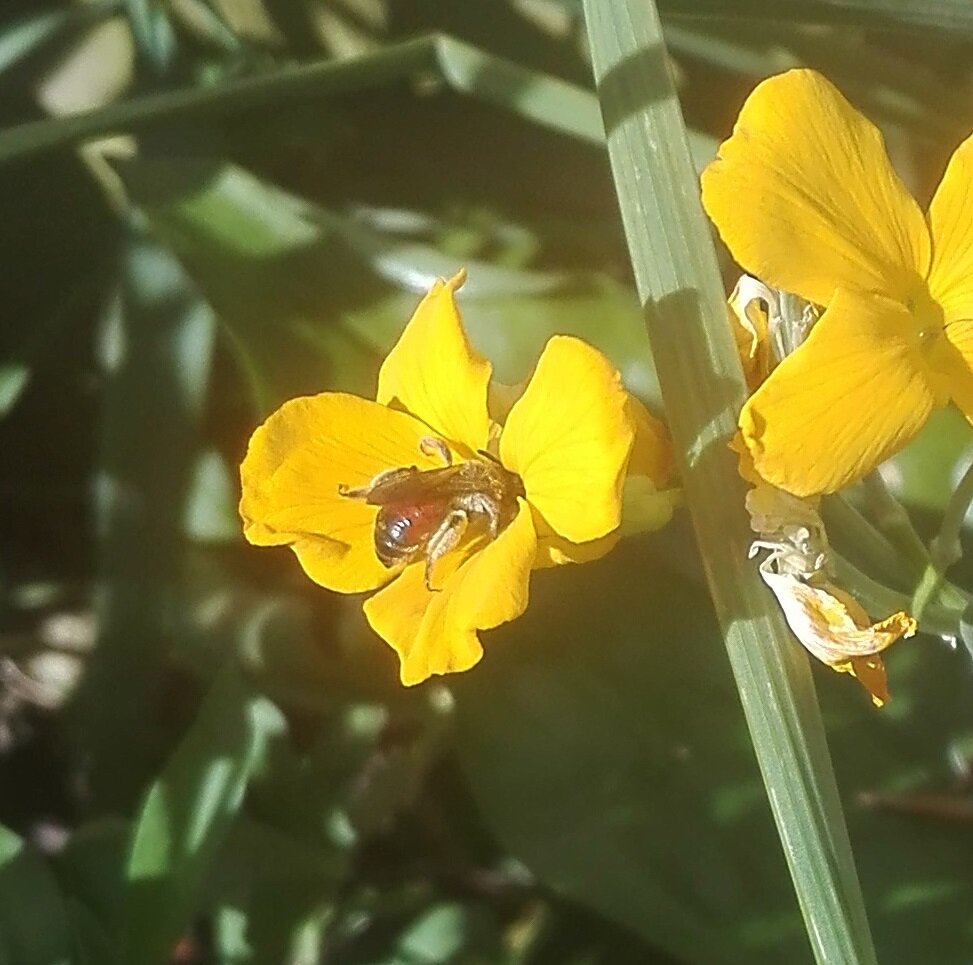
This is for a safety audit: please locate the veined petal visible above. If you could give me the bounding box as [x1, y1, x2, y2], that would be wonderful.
[500, 336, 634, 543]
[927, 133, 973, 419]
[363, 499, 537, 685]
[377, 271, 493, 454]
[239, 392, 445, 593]
[938, 321, 973, 421]
[738, 288, 941, 496]
[701, 69, 930, 306]
[928, 133, 973, 326]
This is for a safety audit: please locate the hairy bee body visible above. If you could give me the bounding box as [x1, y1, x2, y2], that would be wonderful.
[339, 450, 524, 588]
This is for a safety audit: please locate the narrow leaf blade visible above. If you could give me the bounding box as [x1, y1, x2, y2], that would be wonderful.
[123, 665, 284, 965]
[582, 2, 877, 962]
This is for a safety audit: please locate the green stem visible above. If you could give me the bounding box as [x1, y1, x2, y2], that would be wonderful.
[823, 493, 922, 589]
[914, 453, 973, 619]
[861, 471, 931, 572]
[931, 454, 973, 571]
[581, 2, 876, 963]
[829, 553, 961, 641]
[822, 491, 969, 624]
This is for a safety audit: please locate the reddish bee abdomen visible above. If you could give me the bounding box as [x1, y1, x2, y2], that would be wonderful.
[374, 500, 447, 567]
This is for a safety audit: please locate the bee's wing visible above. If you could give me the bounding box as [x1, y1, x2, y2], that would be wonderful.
[365, 465, 466, 505]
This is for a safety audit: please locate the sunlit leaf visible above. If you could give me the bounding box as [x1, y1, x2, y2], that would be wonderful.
[123, 665, 285, 965]
[0, 823, 72, 965]
[456, 540, 973, 964]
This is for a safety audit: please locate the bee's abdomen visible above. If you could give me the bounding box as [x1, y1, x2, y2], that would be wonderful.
[373, 501, 445, 568]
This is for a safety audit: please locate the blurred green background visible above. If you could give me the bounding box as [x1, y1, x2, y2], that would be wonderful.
[3, 1, 973, 962]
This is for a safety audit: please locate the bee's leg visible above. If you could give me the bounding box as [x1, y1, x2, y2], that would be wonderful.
[484, 498, 503, 540]
[424, 510, 468, 591]
[338, 466, 416, 500]
[420, 436, 452, 466]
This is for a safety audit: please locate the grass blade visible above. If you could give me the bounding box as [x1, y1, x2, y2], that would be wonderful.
[0, 34, 602, 165]
[659, 0, 973, 32]
[581, 1, 877, 962]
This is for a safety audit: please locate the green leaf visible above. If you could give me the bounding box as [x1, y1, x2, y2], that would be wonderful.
[123, 664, 285, 965]
[0, 823, 72, 965]
[582, 2, 875, 963]
[122, 158, 649, 417]
[396, 903, 500, 964]
[455, 553, 797, 965]
[0, 364, 29, 416]
[183, 448, 240, 544]
[54, 820, 129, 964]
[125, 0, 176, 72]
[455, 542, 973, 964]
[54, 818, 129, 936]
[0, 269, 98, 422]
[658, 0, 973, 32]
[0, 1, 119, 77]
[69, 226, 217, 809]
[0, 34, 602, 166]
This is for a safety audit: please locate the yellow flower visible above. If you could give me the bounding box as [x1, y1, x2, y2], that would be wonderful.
[240, 271, 677, 685]
[701, 68, 973, 498]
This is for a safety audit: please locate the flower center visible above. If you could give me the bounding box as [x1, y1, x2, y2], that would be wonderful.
[905, 287, 945, 346]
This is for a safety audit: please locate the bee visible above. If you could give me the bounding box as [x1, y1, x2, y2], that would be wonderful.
[339, 438, 524, 590]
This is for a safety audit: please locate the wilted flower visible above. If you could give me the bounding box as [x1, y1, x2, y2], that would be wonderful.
[747, 484, 915, 706]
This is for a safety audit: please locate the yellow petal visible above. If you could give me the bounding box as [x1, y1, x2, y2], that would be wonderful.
[499, 336, 634, 543]
[738, 288, 941, 496]
[533, 532, 619, 568]
[363, 499, 537, 685]
[926, 133, 973, 419]
[529, 502, 619, 568]
[937, 321, 973, 422]
[532, 476, 679, 569]
[289, 535, 391, 595]
[928, 132, 973, 326]
[701, 69, 930, 306]
[239, 392, 445, 593]
[377, 271, 493, 454]
[729, 430, 765, 488]
[625, 394, 675, 488]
